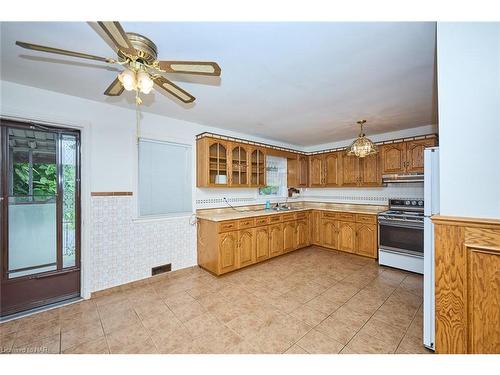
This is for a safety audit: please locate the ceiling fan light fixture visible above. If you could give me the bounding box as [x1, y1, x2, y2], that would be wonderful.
[346, 120, 378, 158]
[137, 70, 154, 94]
[118, 69, 136, 91]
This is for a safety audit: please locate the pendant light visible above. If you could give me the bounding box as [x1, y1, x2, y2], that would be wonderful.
[346, 120, 378, 158]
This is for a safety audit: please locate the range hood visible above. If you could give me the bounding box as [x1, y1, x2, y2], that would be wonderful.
[382, 173, 424, 184]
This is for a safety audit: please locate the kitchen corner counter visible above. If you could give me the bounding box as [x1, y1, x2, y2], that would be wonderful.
[196, 202, 387, 222]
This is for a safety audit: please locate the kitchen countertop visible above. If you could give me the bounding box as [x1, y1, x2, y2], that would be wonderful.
[196, 202, 387, 222]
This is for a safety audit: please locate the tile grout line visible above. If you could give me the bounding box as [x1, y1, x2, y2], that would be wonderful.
[341, 273, 412, 353]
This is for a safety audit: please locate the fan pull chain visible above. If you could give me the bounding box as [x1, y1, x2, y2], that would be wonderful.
[135, 99, 141, 144]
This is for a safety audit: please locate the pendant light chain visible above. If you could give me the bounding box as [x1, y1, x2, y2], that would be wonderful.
[135, 93, 141, 144]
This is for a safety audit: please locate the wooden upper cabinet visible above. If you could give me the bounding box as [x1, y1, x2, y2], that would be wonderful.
[338, 221, 356, 253]
[355, 223, 377, 258]
[255, 226, 269, 262]
[406, 139, 436, 173]
[197, 138, 230, 187]
[250, 148, 266, 187]
[218, 231, 238, 274]
[309, 155, 324, 187]
[324, 152, 342, 187]
[359, 153, 381, 186]
[230, 144, 249, 186]
[381, 139, 437, 175]
[287, 157, 298, 187]
[342, 153, 360, 187]
[238, 229, 255, 268]
[298, 155, 309, 187]
[381, 142, 406, 174]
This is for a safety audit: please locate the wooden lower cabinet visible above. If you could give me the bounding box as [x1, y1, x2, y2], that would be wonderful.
[255, 226, 270, 262]
[310, 210, 321, 245]
[296, 220, 309, 248]
[338, 221, 356, 253]
[269, 223, 284, 257]
[355, 223, 377, 258]
[283, 221, 297, 252]
[321, 219, 338, 249]
[197, 210, 379, 276]
[218, 232, 238, 274]
[238, 228, 255, 268]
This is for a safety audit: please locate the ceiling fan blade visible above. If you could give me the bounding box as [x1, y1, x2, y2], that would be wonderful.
[96, 21, 135, 54]
[16, 41, 114, 63]
[153, 76, 195, 103]
[157, 61, 221, 76]
[103, 77, 124, 96]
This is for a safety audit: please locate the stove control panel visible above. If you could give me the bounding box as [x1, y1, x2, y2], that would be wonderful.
[389, 199, 424, 210]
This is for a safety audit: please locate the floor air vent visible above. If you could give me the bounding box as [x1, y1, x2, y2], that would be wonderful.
[152, 263, 172, 276]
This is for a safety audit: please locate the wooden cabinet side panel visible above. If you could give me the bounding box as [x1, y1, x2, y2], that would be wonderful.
[197, 219, 219, 274]
[434, 224, 467, 354]
[468, 247, 500, 354]
[196, 138, 208, 187]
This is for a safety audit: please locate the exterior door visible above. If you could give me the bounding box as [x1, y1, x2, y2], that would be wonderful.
[1, 120, 81, 317]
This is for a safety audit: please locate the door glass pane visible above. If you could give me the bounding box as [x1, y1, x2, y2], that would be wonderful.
[7, 129, 57, 278]
[62, 135, 77, 268]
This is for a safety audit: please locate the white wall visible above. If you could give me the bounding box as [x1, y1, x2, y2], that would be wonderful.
[437, 23, 500, 219]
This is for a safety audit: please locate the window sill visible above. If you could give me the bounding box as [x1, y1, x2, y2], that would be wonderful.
[133, 212, 194, 223]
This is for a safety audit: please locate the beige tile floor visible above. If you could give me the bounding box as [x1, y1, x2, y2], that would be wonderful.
[0, 246, 432, 354]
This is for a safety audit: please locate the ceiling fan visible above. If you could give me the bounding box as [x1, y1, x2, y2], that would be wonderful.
[15, 21, 221, 104]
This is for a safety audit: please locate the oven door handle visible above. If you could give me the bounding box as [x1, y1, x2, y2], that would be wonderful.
[378, 219, 424, 229]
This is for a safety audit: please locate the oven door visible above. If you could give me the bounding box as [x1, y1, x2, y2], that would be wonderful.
[378, 219, 424, 257]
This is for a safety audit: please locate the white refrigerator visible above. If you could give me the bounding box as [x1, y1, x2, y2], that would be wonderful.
[423, 147, 439, 350]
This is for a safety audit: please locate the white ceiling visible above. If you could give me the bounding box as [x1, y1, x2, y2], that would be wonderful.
[0, 22, 437, 146]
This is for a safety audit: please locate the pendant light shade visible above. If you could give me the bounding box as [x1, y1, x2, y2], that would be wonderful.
[346, 120, 378, 158]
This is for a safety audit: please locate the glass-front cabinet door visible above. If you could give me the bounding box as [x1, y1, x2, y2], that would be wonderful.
[208, 140, 228, 186]
[250, 148, 266, 187]
[230, 145, 248, 186]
